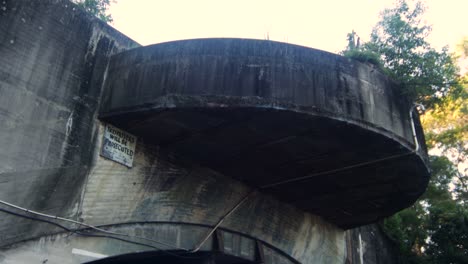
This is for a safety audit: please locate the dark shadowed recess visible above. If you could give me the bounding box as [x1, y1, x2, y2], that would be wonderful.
[99, 38, 430, 228]
[102, 106, 429, 229]
[87, 251, 254, 264]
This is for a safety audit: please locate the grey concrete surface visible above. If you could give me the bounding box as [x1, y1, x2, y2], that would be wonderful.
[99, 39, 430, 228]
[0, 0, 424, 263]
[0, 223, 298, 264]
[0, 0, 138, 247]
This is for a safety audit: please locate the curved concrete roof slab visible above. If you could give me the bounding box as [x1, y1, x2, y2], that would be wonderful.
[99, 38, 430, 228]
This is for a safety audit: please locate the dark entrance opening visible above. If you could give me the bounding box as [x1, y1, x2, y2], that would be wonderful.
[86, 250, 257, 264]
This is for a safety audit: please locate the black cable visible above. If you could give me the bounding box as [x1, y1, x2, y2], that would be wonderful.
[0, 199, 188, 251]
[0, 208, 202, 260]
[74, 232, 202, 260]
[260, 151, 413, 189]
[0, 208, 75, 232]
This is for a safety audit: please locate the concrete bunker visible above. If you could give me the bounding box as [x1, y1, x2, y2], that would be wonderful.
[100, 38, 430, 228]
[0, 1, 430, 262]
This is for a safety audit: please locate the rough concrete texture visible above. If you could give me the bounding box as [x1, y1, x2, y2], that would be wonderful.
[81, 123, 345, 263]
[0, 0, 425, 263]
[0, 224, 299, 263]
[345, 225, 402, 264]
[99, 39, 430, 228]
[1, 123, 345, 263]
[0, 0, 138, 247]
[100, 38, 420, 145]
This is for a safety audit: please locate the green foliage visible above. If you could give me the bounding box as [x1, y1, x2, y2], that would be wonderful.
[426, 209, 468, 263]
[423, 78, 468, 203]
[424, 156, 455, 201]
[423, 151, 468, 264]
[383, 203, 427, 255]
[344, 0, 468, 262]
[342, 49, 383, 68]
[343, 0, 458, 108]
[342, 30, 383, 68]
[425, 206, 468, 264]
[383, 156, 468, 263]
[72, 0, 114, 23]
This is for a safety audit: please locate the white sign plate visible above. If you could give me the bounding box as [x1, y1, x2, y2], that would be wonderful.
[100, 124, 137, 167]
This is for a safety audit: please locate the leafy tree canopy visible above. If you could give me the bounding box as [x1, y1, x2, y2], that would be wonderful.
[343, 0, 458, 108]
[343, 0, 468, 263]
[72, 0, 114, 23]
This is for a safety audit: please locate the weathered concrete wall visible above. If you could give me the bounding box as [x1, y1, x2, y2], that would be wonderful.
[98, 39, 430, 228]
[0, 224, 300, 263]
[80, 123, 345, 263]
[0, 0, 138, 246]
[1, 122, 346, 263]
[0, 1, 346, 262]
[345, 224, 401, 264]
[0, 1, 425, 263]
[100, 39, 422, 148]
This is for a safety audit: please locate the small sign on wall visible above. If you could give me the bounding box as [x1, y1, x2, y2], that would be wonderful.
[100, 124, 137, 167]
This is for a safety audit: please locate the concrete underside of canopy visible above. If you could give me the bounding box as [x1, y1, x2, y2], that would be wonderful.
[101, 101, 428, 228]
[0, 2, 427, 263]
[1, 122, 347, 264]
[99, 39, 430, 228]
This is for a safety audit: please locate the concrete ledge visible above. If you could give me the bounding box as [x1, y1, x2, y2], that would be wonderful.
[99, 39, 430, 228]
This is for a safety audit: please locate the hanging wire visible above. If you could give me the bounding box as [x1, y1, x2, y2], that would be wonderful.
[0, 103, 427, 257]
[0, 200, 188, 251]
[0, 207, 203, 259]
[190, 190, 256, 253]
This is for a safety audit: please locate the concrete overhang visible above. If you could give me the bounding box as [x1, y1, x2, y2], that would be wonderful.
[99, 38, 430, 228]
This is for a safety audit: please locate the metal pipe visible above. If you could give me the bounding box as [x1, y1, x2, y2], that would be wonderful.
[409, 103, 425, 152]
[190, 190, 255, 253]
[359, 232, 364, 264]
